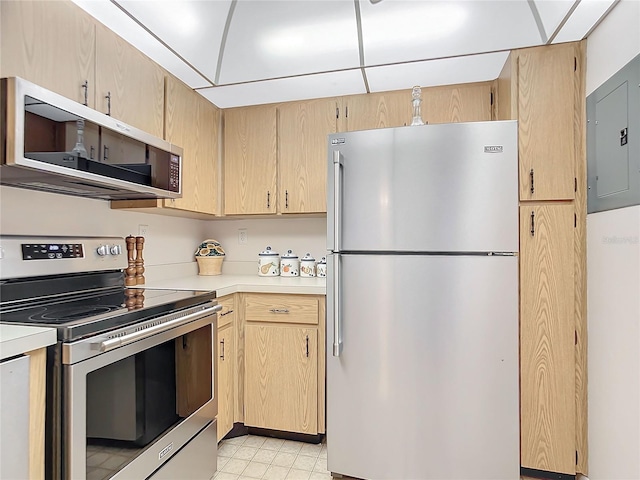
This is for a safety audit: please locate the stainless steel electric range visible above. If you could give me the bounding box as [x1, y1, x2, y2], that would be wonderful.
[0, 236, 220, 480]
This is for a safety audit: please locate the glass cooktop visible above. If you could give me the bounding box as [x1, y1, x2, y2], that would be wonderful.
[0, 288, 216, 342]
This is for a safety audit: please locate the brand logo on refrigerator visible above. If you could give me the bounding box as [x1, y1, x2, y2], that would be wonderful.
[331, 138, 346, 145]
[484, 146, 503, 153]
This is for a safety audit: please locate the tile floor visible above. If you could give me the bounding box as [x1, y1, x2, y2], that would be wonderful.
[212, 434, 330, 480]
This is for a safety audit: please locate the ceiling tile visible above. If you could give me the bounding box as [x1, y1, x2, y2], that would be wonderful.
[116, 0, 232, 84]
[553, 0, 618, 43]
[71, 0, 211, 89]
[198, 70, 366, 108]
[218, 0, 360, 84]
[366, 52, 510, 93]
[532, 0, 576, 40]
[359, 0, 541, 66]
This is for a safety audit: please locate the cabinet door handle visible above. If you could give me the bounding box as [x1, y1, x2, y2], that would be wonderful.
[220, 309, 234, 317]
[90, 146, 95, 160]
[82, 80, 88, 106]
[530, 211, 535, 237]
[105, 91, 111, 116]
[220, 338, 225, 360]
[306, 335, 309, 357]
[103, 145, 109, 162]
[285, 190, 289, 209]
[267, 191, 271, 209]
[530, 168, 534, 195]
[269, 308, 289, 314]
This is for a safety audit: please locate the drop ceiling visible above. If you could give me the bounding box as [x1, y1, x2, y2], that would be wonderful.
[72, 0, 619, 108]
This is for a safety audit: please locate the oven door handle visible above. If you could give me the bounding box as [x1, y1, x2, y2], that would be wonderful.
[93, 304, 222, 352]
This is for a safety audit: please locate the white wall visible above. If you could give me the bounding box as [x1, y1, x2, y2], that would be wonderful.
[587, 207, 640, 480]
[585, 1, 640, 478]
[0, 185, 209, 268]
[586, 0, 640, 96]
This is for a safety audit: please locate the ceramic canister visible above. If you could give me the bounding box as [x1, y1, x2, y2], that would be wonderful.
[280, 249, 299, 276]
[258, 246, 280, 276]
[316, 256, 327, 277]
[300, 253, 316, 277]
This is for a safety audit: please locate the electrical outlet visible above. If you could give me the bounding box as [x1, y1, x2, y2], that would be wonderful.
[238, 229, 248, 245]
[138, 224, 149, 236]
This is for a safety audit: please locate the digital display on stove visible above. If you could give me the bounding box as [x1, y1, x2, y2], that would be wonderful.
[21, 243, 84, 260]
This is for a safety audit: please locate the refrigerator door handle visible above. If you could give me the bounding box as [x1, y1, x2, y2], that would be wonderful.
[332, 253, 342, 356]
[333, 151, 343, 252]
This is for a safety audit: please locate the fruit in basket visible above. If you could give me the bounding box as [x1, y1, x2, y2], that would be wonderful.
[195, 239, 225, 257]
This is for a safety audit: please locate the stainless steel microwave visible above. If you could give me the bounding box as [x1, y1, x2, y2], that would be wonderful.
[0, 77, 183, 200]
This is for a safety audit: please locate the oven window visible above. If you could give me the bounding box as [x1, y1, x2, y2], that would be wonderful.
[84, 324, 212, 479]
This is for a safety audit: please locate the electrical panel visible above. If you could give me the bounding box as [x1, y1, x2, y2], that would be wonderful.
[587, 53, 640, 213]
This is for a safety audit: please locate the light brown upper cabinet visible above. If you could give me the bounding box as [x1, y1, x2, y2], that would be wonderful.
[340, 82, 493, 133]
[111, 77, 220, 217]
[341, 90, 412, 132]
[516, 43, 577, 201]
[223, 105, 278, 215]
[163, 77, 219, 215]
[278, 98, 338, 214]
[423, 82, 493, 124]
[0, 0, 96, 107]
[95, 23, 165, 138]
[520, 204, 576, 474]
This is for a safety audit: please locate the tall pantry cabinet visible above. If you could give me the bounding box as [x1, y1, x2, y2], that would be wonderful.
[498, 41, 587, 476]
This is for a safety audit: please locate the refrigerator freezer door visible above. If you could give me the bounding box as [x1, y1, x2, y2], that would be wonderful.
[326, 254, 519, 480]
[327, 121, 518, 253]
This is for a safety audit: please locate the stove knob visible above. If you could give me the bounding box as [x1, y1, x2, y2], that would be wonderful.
[97, 245, 110, 256]
[110, 245, 122, 255]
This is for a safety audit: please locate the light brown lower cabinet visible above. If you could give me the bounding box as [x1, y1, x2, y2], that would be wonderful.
[242, 294, 325, 435]
[244, 324, 318, 434]
[520, 204, 576, 474]
[217, 296, 235, 441]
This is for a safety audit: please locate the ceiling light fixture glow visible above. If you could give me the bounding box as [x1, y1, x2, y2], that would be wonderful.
[260, 18, 356, 57]
[364, 3, 468, 48]
[260, 2, 467, 58]
[143, 1, 199, 36]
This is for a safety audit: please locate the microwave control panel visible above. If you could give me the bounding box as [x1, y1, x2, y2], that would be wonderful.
[169, 155, 180, 192]
[22, 243, 84, 260]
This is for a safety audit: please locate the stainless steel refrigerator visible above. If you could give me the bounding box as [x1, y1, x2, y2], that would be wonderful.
[326, 121, 520, 480]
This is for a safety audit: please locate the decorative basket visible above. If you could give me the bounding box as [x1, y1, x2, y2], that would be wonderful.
[195, 239, 225, 276]
[196, 256, 223, 276]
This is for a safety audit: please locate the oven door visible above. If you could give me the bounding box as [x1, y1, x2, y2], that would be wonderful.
[64, 309, 218, 480]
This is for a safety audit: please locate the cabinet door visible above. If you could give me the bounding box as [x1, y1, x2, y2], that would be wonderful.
[224, 105, 277, 215]
[217, 323, 234, 441]
[424, 82, 493, 124]
[278, 98, 337, 213]
[164, 77, 219, 215]
[520, 204, 575, 474]
[518, 44, 576, 201]
[245, 325, 318, 434]
[343, 90, 412, 132]
[0, 0, 95, 107]
[95, 23, 164, 137]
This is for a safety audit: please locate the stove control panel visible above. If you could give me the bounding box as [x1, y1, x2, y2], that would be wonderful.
[96, 244, 123, 256]
[22, 243, 84, 260]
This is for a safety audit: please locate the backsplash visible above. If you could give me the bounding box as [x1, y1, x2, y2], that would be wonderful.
[1, 186, 327, 272]
[0, 186, 209, 267]
[204, 217, 327, 263]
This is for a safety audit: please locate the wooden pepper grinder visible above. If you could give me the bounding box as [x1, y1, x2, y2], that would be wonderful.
[134, 236, 146, 308]
[125, 236, 137, 309]
[135, 236, 145, 285]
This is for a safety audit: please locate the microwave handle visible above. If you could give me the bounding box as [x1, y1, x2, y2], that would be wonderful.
[94, 304, 222, 352]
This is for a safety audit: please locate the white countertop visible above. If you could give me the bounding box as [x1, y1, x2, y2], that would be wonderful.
[141, 274, 326, 298]
[0, 324, 57, 360]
